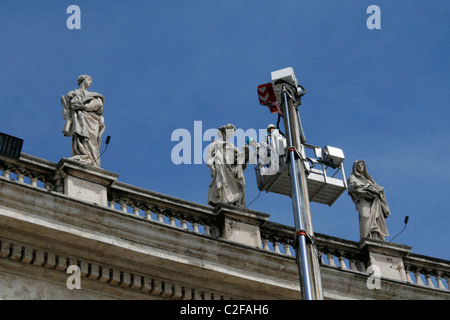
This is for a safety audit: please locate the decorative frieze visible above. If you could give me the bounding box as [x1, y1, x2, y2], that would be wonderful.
[0, 238, 232, 300]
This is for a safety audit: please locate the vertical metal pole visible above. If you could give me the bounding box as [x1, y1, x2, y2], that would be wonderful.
[281, 85, 323, 300]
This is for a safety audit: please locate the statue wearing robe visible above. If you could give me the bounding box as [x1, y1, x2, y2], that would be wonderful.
[62, 75, 105, 167]
[347, 160, 390, 240]
[206, 124, 249, 207]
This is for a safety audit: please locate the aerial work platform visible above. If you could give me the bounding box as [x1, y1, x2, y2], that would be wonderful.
[255, 144, 347, 206]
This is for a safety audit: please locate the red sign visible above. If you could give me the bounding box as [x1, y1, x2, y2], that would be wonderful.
[257, 83, 281, 114]
[257, 83, 277, 106]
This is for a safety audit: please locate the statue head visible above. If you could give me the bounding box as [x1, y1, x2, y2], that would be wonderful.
[77, 74, 93, 89]
[352, 160, 375, 184]
[217, 123, 236, 141]
[355, 160, 365, 173]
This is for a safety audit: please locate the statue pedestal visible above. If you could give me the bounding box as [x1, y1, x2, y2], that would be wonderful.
[360, 238, 412, 282]
[215, 204, 270, 249]
[56, 158, 119, 206]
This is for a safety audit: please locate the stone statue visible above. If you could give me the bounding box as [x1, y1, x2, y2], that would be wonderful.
[61, 75, 105, 167]
[205, 124, 249, 207]
[347, 160, 391, 240]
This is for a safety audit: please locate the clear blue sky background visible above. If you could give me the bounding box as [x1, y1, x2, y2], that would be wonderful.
[0, 1, 448, 261]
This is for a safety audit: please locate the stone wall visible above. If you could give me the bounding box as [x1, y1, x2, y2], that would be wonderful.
[0, 153, 448, 300]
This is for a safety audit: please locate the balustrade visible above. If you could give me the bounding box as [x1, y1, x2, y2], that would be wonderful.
[260, 223, 368, 273]
[0, 154, 58, 192]
[107, 185, 218, 238]
[7, 169, 48, 189]
[404, 258, 450, 291]
[260, 221, 449, 292]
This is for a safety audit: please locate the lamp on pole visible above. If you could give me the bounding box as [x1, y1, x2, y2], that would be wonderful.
[280, 83, 323, 300]
[257, 67, 324, 300]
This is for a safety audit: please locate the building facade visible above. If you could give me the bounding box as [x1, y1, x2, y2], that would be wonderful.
[0, 153, 449, 300]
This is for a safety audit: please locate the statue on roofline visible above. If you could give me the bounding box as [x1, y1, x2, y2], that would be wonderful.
[347, 160, 391, 240]
[61, 75, 105, 167]
[205, 124, 249, 207]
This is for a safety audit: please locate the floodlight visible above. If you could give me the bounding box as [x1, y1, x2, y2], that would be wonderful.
[271, 67, 306, 102]
[0, 132, 23, 159]
[271, 67, 298, 87]
[321, 146, 345, 169]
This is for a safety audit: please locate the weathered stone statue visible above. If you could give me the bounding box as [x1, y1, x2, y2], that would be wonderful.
[347, 160, 391, 240]
[61, 75, 105, 167]
[205, 124, 249, 207]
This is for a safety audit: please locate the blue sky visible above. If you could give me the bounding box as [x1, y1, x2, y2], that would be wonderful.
[0, 1, 448, 261]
